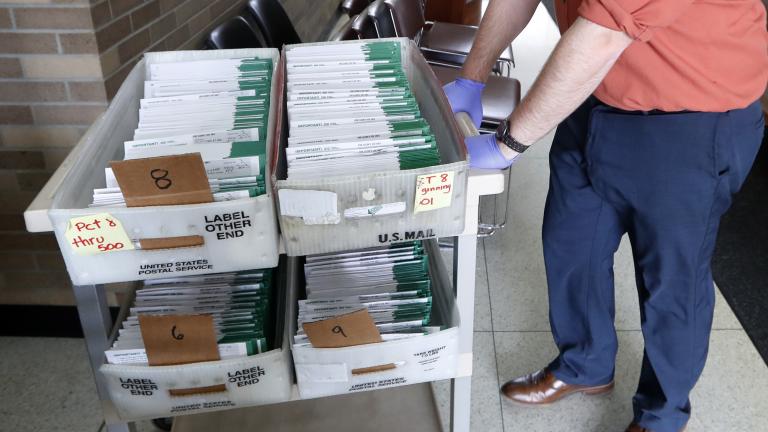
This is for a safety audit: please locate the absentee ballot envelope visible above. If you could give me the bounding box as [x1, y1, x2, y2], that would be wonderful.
[295, 242, 434, 348]
[283, 40, 441, 180]
[90, 53, 275, 209]
[106, 269, 275, 365]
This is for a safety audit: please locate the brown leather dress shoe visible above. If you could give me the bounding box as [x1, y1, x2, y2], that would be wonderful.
[500, 368, 613, 405]
[625, 423, 687, 432]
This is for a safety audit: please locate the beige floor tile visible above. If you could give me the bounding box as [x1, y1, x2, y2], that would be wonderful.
[687, 331, 768, 431]
[485, 158, 551, 332]
[432, 332, 504, 432]
[440, 239, 493, 332]
[0, 337, 102, 432]
[494, 329, 768, 432]
[495, 331, 642, 432]
[171, 384, 441, 432]
[509, 4, 561, 96]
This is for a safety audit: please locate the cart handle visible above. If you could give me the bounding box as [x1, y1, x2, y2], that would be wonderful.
[454, 112, 511, 237]
[454, 112, 480, 139]
[136, 235, 205, 250]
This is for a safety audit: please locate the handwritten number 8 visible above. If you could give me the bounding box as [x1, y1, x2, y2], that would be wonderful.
[151, 169, 172, 190]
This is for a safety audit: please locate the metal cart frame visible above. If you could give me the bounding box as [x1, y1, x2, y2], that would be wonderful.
[25, 115, 505, 432]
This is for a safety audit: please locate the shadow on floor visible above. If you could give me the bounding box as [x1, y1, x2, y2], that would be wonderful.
[713, 129, 768, 364]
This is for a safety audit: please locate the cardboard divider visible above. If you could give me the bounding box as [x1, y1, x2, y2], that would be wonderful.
[139, 314, 221, 366]
[110, 154, 214, 207]
[139, 313, 228, 396]
[302, 309, 382, 348]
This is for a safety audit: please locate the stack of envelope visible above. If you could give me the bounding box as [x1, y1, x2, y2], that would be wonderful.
[91, 56, 273, 207]
[294, 242, 439, 347]
[284, 41, 441, 180]
[105, 269, 275, 365]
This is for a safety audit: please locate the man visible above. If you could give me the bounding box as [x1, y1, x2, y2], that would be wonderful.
[442, 1, 767, 431]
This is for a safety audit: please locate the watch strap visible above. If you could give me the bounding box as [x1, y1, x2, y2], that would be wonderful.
[495, 119, 530, 153]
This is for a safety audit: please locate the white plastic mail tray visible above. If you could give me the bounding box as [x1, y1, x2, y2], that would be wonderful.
[291, 240, 461, 399]
[25, 49, 281, 286]
[99, 258, 297, 421]
[273, 39, 470, 256]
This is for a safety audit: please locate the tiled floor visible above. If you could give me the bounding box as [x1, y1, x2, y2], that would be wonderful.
[1, 5, 767, 432]
[0, 337, 102, 432]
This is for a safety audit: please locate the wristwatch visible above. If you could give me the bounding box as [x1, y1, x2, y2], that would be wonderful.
[495, 119, 530, 153]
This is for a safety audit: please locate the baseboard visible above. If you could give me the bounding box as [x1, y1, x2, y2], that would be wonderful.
[0, 304, 119, 338]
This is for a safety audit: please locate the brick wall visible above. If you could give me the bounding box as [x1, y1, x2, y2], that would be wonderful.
[96, 0, 340, 98]
[0, 0, 340, 307]
[0, 0, 245, 305]
[1, 1, 98, 305]
[97, 0, 248, 99]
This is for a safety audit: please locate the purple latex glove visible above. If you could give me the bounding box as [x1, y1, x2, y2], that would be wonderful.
[442, 78, 485, 128]
[465, 133, 519, 169]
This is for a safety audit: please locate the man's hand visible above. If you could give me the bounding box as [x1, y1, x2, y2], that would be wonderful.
[443, 0, 540, 128]
[465, 134, 520, 169]
[443, 78, 485, 128]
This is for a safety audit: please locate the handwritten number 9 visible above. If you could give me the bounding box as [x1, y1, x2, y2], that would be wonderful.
[332, 325, 347, 338]
[151, 169, 172, 190]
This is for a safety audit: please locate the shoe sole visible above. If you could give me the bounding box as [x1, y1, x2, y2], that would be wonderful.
[501, 381, 615, 407]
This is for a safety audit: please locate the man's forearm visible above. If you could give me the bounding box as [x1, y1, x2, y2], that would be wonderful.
[461, 0, 540, 83]
[505, 17, 632, 149]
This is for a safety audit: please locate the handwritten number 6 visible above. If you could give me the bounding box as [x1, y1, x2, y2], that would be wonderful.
[151, 169, 172, 190]
[171, 325, 184, 340]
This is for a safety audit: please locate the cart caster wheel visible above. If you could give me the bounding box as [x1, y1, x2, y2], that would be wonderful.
[152, 417, 173, 431]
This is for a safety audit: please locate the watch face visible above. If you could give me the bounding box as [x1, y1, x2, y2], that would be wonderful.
[496, 119, 509, 139]
[496, 119, 528, 153]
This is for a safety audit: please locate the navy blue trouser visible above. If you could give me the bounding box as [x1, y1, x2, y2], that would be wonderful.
[544, 97, 764, 432]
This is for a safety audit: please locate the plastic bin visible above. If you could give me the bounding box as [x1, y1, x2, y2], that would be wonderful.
[273, 39, 469, 256]
[45, 49, 281, 285]
[290, 239, 461, 399]
[99, 258, 298, 420]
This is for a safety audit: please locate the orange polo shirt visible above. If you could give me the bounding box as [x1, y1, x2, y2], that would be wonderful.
[555, 0, 768, 112]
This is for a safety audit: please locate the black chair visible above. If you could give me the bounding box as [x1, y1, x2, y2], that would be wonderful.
[381, 0, 422, 40]
[247, 0, 301, 48]
[341, 0, 374, 17]
[205, 15, 265, 49]
[350, 12, 378, 40]
[382, 0, 514, 74]
[367, 0, 396, 38]
[329, 16, 360, 41]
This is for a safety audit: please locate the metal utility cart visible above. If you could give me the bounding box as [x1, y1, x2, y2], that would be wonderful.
[24, 45, 512, 432]
[24, 129, 505, 432]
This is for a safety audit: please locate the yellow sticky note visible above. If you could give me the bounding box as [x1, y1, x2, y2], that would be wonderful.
[414, 171, 455, 213]
[65, 213, 135, 256]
